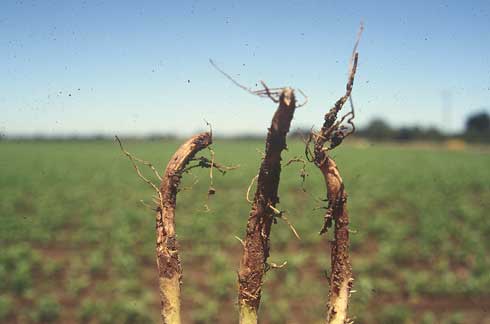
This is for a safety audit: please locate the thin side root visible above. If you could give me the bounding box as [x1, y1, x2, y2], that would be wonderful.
[246, 174, 259, 203]
[268, 205, 301, 240]
[235, 235, 246, 247]
[115, 136, 163, 211]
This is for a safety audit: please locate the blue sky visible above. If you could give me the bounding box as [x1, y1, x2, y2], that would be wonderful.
[1, 0, 489, 136]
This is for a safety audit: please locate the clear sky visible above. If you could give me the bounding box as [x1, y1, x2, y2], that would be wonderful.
[1, 0, 489, 136]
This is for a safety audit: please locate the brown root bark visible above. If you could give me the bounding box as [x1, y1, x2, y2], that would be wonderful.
[307, 24, 362, 323]
[237, 88, 297, 323]
[156, 132, 213, 324]
[319, 158, 353, 324]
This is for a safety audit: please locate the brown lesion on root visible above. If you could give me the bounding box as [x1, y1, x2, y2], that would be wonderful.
[155, 132, 213, 323]
[238, 88, 297, 312]
[309, 50, 358, 236]
[210, 58, 304, 322]
[118, 132, 236, 323]
[307, 23, 363, 324]
[314, 111, 355, 324]
[321, 157, 353, 324]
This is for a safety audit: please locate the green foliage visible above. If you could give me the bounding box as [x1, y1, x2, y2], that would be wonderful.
[101, 298, 152, 324]
[78, 299, 101, 322]
[420, 312, 437, 324]
[444, 312, 465, 324]
[0, 295, 13, 321]
[88, 250, 106, 276]
[42, 259, 63, 278]
[379, 304, 411, 324]
[67, 274, 90, 297]
[0, 139, 489, 323]
[190, 290, 220, 323]
[0, 244, 42, 296]
[31, 296, 61, 323]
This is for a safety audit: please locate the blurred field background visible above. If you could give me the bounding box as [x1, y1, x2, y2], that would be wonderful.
[1, 138, 489, 324]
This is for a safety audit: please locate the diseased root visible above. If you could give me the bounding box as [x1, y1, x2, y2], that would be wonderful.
[321, 157, 353, 324]
[210, 60, 303, 323]
[236, 88, 298, 324]
[307, 23, 363, 324]
[117, 132, 236, 324]
[154, 132, 216, 324]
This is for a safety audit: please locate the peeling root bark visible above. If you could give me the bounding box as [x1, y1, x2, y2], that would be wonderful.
[238, 88, 297, 323]
[156, 132, 212, 324]
[319, 157, 353, 324]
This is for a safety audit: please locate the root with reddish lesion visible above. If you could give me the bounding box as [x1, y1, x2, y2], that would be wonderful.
[116, 132, 236, 324]
[115, 26, 362, 322]
[210, 60, 304, 323]
[320, 157, 353, 324]
[237, 88, 299, 323]
[155, 132, 213, 324]
[307, 23, 363, 324]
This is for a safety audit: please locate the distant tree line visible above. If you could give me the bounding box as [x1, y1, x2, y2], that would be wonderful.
[291, 111, 490, 143]
[355, 119, 445, 141]
[463, 111, 490, 143]
[2, 112, 489, 143]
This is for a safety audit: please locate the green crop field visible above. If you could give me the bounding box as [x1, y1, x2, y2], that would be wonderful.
[1, 139, 489, 324]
